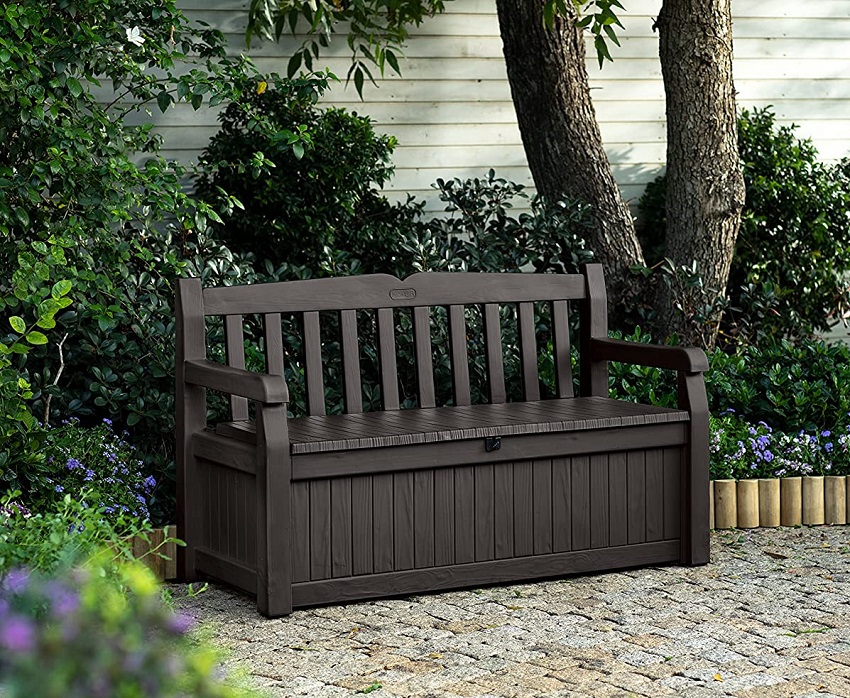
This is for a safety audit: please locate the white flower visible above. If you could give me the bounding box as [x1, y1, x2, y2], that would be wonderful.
[125, 26, 145, 47]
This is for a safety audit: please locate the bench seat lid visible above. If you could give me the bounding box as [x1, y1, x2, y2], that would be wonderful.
[215, 396, 689, 455]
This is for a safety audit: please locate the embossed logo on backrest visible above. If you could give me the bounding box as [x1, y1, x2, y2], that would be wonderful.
[389, 288, 417, 301]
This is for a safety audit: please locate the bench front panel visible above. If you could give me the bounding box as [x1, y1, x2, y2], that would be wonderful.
[289, 446, 683, 593]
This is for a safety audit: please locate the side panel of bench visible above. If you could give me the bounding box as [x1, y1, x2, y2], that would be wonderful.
[289, 445, 683, 607]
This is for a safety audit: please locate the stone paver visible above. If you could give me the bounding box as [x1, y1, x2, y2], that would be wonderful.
[175, 527, 850, 697]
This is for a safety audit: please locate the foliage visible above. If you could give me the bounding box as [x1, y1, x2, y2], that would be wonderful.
[606, 327, 678, 409]
[204, 167, 595, 415]
[194, 78, 422, 273]
[409, 170, 594, 275]
[0, 490, 150, 575]
[0, 557, 258, 698]
[0, 0, 270, 520]
[32, 419, 157, 523]
[637, 107, 850, 344]
[245, 0, 624, 97]
[705, 339, 850, 434]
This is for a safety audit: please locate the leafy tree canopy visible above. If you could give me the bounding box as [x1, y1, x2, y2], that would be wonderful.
[246, 0, 624, 95]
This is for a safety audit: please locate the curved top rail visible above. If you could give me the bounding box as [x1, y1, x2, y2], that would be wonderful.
[202, 271, 588, 316]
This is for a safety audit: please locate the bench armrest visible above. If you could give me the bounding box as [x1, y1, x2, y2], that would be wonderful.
[183, 359, 289, 404]
[590, 338, 709, 374]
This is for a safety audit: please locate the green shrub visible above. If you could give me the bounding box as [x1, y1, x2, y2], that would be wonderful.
[0, 556, 258, 697]
[0, 490, 149, 575]
[0, 0, 275, 521]
[637, 106, 850, 343]
[194, 80, 423, 273]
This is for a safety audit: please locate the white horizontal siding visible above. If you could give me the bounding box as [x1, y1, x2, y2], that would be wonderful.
[149, 0, 850, 214]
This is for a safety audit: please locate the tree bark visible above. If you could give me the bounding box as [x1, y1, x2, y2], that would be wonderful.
[657, 0, 745, 348]
[494, 0, 645, 304]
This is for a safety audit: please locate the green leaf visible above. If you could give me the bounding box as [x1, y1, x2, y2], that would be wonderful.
[26, 331, 48, 345]
[287, 52, 302, 78]
[353, 66, 364, 98]
[15, 207, 29, 228]
[66, 77, 82, 98]
[36, 316, 56, 329]
[9, 316, 26, 334]
[291, 141, 305, 159]
[156, 91, 172, 113]
[52, 280, 72, 298]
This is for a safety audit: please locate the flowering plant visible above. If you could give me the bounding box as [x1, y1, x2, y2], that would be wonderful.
[0, 556, 258, 697]
[709, 413, 777, 480]
[37, 418, 156, 524]
[772, 428, 850, 478]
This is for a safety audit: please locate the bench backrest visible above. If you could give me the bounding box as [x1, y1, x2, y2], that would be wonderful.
[177, 265, 608, 418]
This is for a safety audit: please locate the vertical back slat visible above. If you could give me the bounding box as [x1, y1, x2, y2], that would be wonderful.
[518, 302, 540, 401]
[303, 311, 325, 416]
[580, 263, 609, 397]
[551, 300, 574, 398]
[340, 309, 362, 414]
[225, 315, 248, 421]
[413, 306, 436, 408]
[377, 308, 400, 410]
[448, 304, 471, 406]
[483, 303, 506, 404]
[263, 313, 284, 377]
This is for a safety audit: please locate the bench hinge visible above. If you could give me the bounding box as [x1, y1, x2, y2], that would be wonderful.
[484, 436, 502, 453]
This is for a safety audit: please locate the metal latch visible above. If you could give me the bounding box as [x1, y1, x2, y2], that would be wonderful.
[484, 436, 502, 453]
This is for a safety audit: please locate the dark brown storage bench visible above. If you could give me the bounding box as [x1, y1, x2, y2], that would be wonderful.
[176, 264, 709, 617]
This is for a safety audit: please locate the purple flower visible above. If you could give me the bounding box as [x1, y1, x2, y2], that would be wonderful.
[165, 612, 195, 635]
[66, 458, 80, 471]
[3, 568, 30, 594]
[102, 418, 113, 426]
[825, 442, 834, 453]
[54, 484, 64, 493]
[822, 430, 832, 437]
[143, 475, 156, 491]
[84, 469, 95, 482]
[0, 615, 35, 652]
[46, 582, 79, 618]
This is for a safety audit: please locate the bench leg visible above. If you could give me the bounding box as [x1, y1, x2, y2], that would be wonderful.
[255, 404, 293, 617]
[679, 372, 710, 566]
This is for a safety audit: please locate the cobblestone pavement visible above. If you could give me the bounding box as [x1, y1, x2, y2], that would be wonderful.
[176, 527, 850, 698]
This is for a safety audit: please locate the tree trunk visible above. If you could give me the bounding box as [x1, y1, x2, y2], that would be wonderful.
[494, 0, 645, 304]
[657, 0, 745, 348]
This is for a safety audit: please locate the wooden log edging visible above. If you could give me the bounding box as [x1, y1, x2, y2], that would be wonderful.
[127, 525, 178, 581]
[711, 477, 849, 530]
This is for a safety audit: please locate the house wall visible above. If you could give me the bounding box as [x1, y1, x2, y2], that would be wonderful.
[156, 0, 850, 214]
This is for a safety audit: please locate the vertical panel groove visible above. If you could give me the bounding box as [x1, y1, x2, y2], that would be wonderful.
[553, 457, 571, 553]
[628, 451, 647, 544]
[590, 454, 609, 549]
